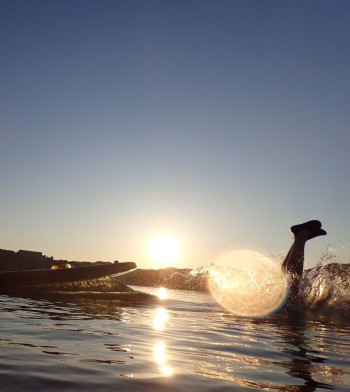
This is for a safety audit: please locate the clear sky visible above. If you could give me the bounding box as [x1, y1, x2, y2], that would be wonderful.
[1, 0, 350, 269]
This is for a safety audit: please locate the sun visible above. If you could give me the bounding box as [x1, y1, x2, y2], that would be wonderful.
[150, 235, 180, 265]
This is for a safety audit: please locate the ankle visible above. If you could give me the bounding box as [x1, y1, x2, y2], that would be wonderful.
[294, 229, 310, 241]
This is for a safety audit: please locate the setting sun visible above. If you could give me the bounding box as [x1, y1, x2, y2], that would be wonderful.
[150, 235, 180, 265]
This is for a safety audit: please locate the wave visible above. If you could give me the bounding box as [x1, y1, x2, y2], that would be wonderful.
[300, 263, 350, 314]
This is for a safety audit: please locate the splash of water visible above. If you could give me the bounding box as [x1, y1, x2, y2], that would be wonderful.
[299, 242, 350, 316]
[301, 264, 350, 312]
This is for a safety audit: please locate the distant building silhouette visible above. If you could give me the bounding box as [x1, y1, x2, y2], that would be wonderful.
[18, 250, 43, 259]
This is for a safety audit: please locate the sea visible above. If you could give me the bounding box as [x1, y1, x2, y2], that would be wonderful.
[1, 264, 350, 392]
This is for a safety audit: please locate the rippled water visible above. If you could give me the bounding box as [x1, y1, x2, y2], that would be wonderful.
[1, 286, 350, 391]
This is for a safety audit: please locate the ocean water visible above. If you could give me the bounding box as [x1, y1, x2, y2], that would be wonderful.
[1, 268, 350, 391]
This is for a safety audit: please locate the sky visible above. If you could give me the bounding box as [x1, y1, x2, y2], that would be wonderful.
[1, 0, 350, 269]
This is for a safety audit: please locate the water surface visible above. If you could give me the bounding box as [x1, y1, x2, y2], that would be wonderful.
[1, 286, 349, 391]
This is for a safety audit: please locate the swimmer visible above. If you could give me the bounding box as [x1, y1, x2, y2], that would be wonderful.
[282, 220, 327, 302]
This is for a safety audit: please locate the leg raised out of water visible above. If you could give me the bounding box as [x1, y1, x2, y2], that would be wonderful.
[282, 220, 326, 301]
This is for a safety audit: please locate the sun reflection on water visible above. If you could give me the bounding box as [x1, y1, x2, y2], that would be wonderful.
[153, 308, 168, 331]
[152, 305, 173, 376]
[154, 342, 173, 376]
[156, 287, 168, 299]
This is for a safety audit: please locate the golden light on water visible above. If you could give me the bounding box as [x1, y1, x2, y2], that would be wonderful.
[153, 308, 173, 377]
[208, 250, 288, 317]
[157, 287, 168, 299]
[153, 308, 169, 331]
[154, 342, 167, 365]
[150, 235, 180, 265]
[154, 342, 173, 376]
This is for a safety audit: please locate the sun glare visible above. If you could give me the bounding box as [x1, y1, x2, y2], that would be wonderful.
[208, 250, 288, 317]
[150, 235, 180, 265]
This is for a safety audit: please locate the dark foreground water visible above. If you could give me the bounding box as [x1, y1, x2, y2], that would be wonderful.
[1, 280, 350, 392]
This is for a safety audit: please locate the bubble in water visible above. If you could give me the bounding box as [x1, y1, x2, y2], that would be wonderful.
[208, 250, 288, 317]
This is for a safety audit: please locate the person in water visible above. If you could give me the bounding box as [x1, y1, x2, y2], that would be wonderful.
[282, 220, 327, 302]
